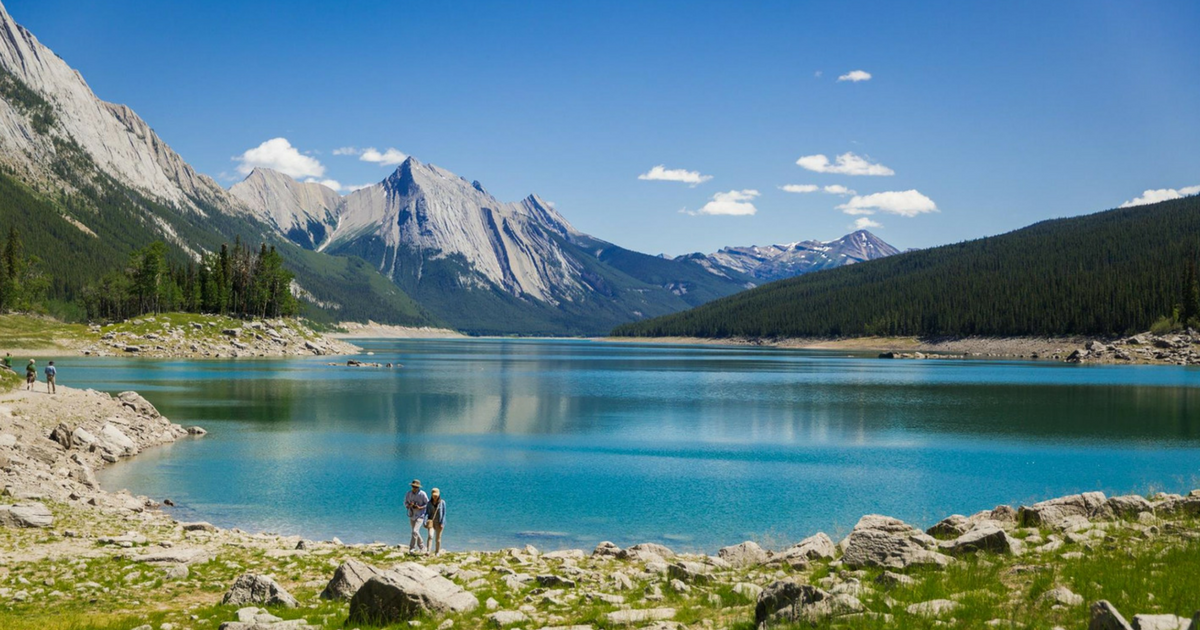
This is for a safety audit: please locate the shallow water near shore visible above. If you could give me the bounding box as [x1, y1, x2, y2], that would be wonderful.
[62, 338, 1200, 552]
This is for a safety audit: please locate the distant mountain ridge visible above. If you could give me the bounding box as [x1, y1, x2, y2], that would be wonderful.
[676, 230, 899, 283]
[232, 160, 752, 335]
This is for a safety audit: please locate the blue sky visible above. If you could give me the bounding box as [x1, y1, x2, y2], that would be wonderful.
[10, 1, 1200, 255]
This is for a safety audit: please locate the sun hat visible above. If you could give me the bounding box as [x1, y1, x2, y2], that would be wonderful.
[431, 487, 440, 495]
[411, 479, 421, 488]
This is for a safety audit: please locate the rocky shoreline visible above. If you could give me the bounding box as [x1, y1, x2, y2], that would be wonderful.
[607, 330, 1200, 366]
[1, 385, 1199, 629]
[77, 314, 359, 359]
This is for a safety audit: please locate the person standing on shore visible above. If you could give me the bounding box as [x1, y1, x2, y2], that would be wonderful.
[2, 353, 12, 371]
[24, 359, 36, 390]
[425, 487, 446, 555]
[44, 361, 56, 394]
[404, 479, 429, 554]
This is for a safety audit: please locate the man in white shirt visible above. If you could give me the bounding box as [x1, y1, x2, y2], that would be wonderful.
[404, 479, 429, 553]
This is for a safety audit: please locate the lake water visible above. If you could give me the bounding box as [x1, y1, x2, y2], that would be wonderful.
[65, 339, 1200, 552]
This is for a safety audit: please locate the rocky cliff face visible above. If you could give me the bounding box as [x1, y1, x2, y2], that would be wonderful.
[230, 168, 341, 249]
[325, 157, 585, 303]
[0, 1, 231, 211]
[696, 230, 900, 283]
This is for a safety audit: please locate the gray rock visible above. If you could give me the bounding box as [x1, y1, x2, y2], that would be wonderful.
[488, 611, 528, 627]
[666, 561, 712, 584]
[1039, 586, 1083, 607]
[49, 423, 74, 449]
[0, 502, 53, 528]
[592, 541, 621, 557]
[948, 523, 1024, 556]
[1019, 492, 1107, 529]
[1098, 495, 1154, 520]
[118, 391, 160, 417]
[221, 574, 298, 608]
[617, 542, 674, 561]
[874, 571, 917, 589]
[1130, 614, 1190, 630]
[321, 559, 386, 601]
[349, 563, 479, 624]
[186, 426, 207, 436]
[927, 514, 971, 537]
[1089, 600, 1134, 630]
[718, 540, 769, 566]
[907, 599, 959, 617]
[733, 582, 763, 600]
[769, 532, 836, 568]
[605, 608, 675, 625]
[841, 515, 952, 570]
[535, 574, 576, 588]
[97, 423, 137, 457]
[180, 521, 217, 533]
[755, 581, 862, 627]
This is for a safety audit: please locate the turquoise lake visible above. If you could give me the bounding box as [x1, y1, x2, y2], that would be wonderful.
[66, 339, 1200, 552]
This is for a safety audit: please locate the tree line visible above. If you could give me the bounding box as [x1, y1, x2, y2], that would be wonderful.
[0, 226, 49, 313]
[613, 194, 1200, 340]
[82, 239, 299, 322]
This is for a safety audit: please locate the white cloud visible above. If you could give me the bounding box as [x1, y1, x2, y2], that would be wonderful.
[332, 147, 359, 156]
[360, 147, 409, 165]
[304, 178, 344, 191]
[1119, 185, 1200, 208]
[638, 164, 713, 186]
[837, 70, 872, 82]
[234, 138, 325, 179]
[823, 184, 855, 195]
[796, 152, 894, 176]
[852, 217, 882, 230]
[780, 184, 819, 193]
[814, 70, 823, 78]
[838, 190, 938, 217]
[693, 189, 760, 216]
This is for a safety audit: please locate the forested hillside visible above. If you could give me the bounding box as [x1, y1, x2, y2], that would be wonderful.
[613, 195, 1200, 339]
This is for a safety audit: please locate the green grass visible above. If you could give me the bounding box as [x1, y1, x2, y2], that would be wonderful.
[0, 314, 89, 351]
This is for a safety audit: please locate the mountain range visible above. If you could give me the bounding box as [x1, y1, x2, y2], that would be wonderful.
[0, 2, 897, 334]
[673, 230, 899, 283]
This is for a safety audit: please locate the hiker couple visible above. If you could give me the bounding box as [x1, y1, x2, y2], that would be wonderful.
[404, 479, 447, 554]
[18, 357, 56, 393]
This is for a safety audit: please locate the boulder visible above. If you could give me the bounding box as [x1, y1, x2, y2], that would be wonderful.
[321, 559, 386, 600]
[1130, 614, 1190, 630]
[1090, 600, 1134, 630]
[348, 563, 479, 624]
[592, 541, 622, 557]
[667, 561, 712, 584]
[71, 427, 96, 447]
[617, 542, 674, 561]
[841, 515, 952, 570]
[1039, 586, 1083, 607]
[97, 423, 137, 457]
[118, 391, 160, 417]
[718, 541, 769, 566]
[49, 423, 74, 449]
[754, 581, 862, 627]
[907, 599, 959, 617]
[770, 532, 836, 567]
[927, 514, 971, 538]
[947, 523, 1024, 555]
[488, 611, 529, 627]
[535, 574, 576, 588]
[222, 574, 298, 608]
[1097, 495, 1154, 520]
[1019, 492, 1107, 529]
[605, 608, 676, 625]
[0, 502, 53, 528]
